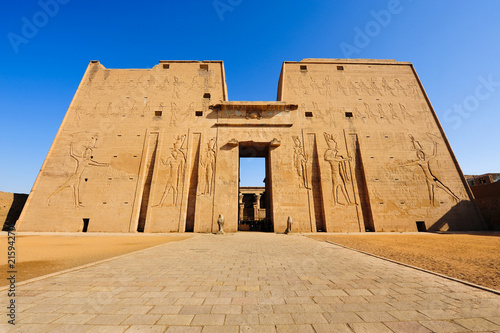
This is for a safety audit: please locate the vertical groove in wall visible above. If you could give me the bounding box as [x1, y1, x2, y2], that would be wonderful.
[137, 133, 159, 232]
[307, 133, 326, 232]
[350, 134, 374, 231]
[186, 133, 201, 232]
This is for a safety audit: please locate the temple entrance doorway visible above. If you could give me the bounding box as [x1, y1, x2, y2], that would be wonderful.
[238, 142, 273, 232]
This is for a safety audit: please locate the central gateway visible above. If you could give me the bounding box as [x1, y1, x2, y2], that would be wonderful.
[17, 59, 485, 233]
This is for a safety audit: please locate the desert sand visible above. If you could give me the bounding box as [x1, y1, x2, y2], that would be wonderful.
[0, 234, 190, 286]
[310, 233, 500, 291]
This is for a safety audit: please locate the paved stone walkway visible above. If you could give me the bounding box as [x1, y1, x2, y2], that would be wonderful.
[3, 233, 500, 332]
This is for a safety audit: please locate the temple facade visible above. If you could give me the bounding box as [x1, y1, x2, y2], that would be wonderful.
[17, 59, 485, 233]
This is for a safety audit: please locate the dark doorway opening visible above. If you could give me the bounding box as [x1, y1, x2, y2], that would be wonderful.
[238, 142, 273, 232]
[416, 221, 427, 232]
[82, 218, 89, 232]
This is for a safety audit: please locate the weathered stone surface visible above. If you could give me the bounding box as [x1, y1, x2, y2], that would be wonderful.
[17, 59, 484, 233]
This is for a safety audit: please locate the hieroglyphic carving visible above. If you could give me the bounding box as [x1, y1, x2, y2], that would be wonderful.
[172, 76, 182, 99]
[370, 79, 382, 96]
[323, 133, 353, 206]
[323, 75, 332, 96]
[297, 77, 308, 95]
[336, 80, 348, 96]
[358, 80, 372, 96]
[198, 137, 217, 195]
[402, 134, 460, 206]
[399, 103, 415, 123]
[286, 76, 298, 96]
[47, 133, 108, 207]
[377, 103, 387, 120]
[292, 136, 309, 189]
[310, 77, 323, 95]
[381, 78, 396, 96]
[348, 81, 360, 95]
[388, 103, 402, 123]
[154, 135, 187, 207]
[407, 82, 420, 99]
[364, 103, 379, 123]
[170, 102, 178, 127]
[394, 79, 407, 96]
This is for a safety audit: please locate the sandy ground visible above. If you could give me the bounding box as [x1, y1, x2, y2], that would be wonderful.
[310, 233, 500, 291]
[0, 234, 191, 286]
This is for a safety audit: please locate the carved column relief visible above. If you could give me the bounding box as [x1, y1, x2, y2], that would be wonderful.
[292, 136, 309, 189]
[154, 134, 187, 207]
[198, 137, 217, 196]
[323, 132, 354, 206]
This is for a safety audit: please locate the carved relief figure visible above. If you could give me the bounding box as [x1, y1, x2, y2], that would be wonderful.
[48, 134, 108, 207]
[199, 137, 217, 195]
[292, 136, 309, 189]
[399, 103, 415, 123]
[297, 77, 308, 95]
[358, 80, 372, 96]
[172, 76, 182, 99]
[407, 82, 420, 99]
[394, 79, 407, 96]
[310, 77, 323, 95]
[388, 103, 402, 123]
[323, 133, 353, 206]
[170, 102, 178, 127]
[155, 135, 187, 207]
[370, 80, 382, 96]
[364, 103, 379, 123]
[381, 78, 396, 96]
[336, 80, 348, 96]
[402, 134, 460, 206]
[323, 75, 332, 96]
[348, 81, 360, 95]
[286, 76, 298, 96]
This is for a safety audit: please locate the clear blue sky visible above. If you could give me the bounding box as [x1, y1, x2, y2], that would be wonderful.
[1, 0, 499, 193]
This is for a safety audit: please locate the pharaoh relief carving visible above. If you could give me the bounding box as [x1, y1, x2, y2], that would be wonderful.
[154, 135, 187, 207]
[47, 133, 108, 207]
[292, 136, 309, 189]
[198, 137, 217, 196]
[323, 133, 354, 206]
[401, 134, 460, 206]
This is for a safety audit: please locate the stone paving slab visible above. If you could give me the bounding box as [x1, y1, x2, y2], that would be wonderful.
[2, 232, 500, 332]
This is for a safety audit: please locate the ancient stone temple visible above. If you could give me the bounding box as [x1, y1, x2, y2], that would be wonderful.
[17, 59, 485, 233]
